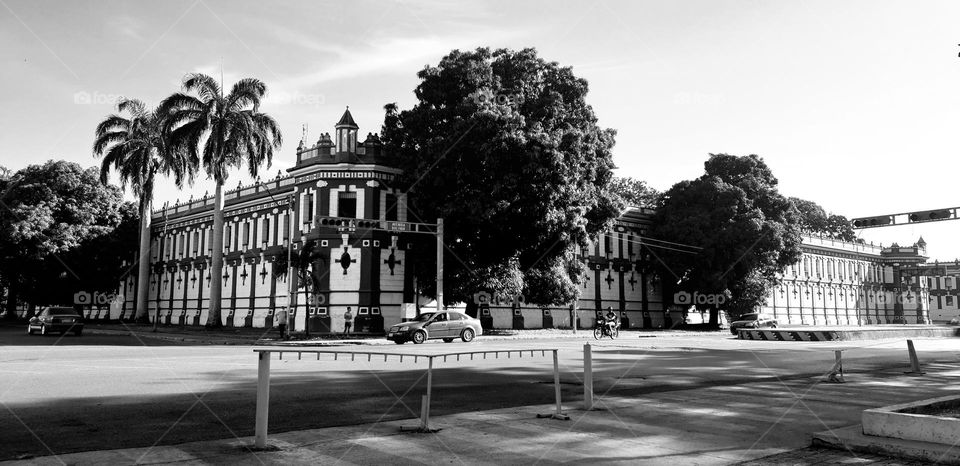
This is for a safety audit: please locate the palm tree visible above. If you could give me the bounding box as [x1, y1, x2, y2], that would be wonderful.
[161, 74, 282, 328]
[94, 98, 196, 323]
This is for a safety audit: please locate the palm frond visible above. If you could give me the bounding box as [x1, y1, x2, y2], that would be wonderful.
[182, 73, 222, 102]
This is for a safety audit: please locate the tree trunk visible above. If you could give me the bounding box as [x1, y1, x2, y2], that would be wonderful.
[464, 299, 478, 318]
[134, 197, 152, 323]
[4, 279, 18, 321]
[206, 182, 225, 328]
[708, 308, 720, 328]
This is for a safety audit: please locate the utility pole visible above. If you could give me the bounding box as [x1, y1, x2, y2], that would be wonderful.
[286, 194, 295, 337]
[436, 218, 444, 313]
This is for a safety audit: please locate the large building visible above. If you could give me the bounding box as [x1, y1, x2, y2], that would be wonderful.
[760, 237, 931, 325]
[95, 109, 942, 330]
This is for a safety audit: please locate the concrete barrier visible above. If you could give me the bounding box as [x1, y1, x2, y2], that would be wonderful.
[738, 326, 957, 342]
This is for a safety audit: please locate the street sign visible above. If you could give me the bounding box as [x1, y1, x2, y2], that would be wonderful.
[386, 221, 409, 232]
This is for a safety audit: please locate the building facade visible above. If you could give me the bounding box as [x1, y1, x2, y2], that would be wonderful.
[761, 237, 931, 325]
[93, 109, 940, 330]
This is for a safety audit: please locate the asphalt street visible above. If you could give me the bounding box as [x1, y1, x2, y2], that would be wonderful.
[1, 326, 958, 461]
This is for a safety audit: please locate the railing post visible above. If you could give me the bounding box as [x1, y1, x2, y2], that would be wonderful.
[254, 351, 271, 448]
[422, 356, 434, 430]
[583, 343, 594, 410]
[553, 349, 562, 415]
[906, 339, 925, 375]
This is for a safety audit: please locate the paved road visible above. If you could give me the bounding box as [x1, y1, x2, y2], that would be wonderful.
[1, 326, 958, 460]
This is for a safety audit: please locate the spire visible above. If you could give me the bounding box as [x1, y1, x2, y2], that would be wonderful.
[336, 106, 358, 128]
[917, 236, 927, 247]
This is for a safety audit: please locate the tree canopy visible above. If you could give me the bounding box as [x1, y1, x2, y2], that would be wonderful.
[608, 176, 661, 208]
[649, 154, 803, 323]
[789, 197, 860, 243]
[0, 161, 133, 317]
[382, 47, 620, 309]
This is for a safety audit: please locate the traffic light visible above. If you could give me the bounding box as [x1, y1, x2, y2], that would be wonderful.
[852, 215, 892, 228]
[907, 209, 953, 223]
[356, 220, 380, 229]
[317, 217, 382, 230]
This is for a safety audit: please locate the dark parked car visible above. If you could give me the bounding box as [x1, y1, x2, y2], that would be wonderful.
[28, 307, 84, 336]
[387, 311, 482, 344]
[729, 313, 778, 334]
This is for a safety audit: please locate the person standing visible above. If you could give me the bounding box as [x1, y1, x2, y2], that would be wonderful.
[343, 307, 353, 334]
[275, 308, 288, 340]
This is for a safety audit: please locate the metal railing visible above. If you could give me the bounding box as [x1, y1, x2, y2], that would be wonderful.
[252, 348, 565, 448]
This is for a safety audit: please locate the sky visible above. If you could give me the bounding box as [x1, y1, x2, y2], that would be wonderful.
[2, 0, 959, 260]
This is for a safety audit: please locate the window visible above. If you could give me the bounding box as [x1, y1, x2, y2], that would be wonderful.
[359, 307, 369, 315]
[338, 191, 357, 218]
[192, 232, 199, 255]
[543, 309, 551, 316]
[317, 307, 328, 315]
[262, 219, 270, 245]
[481, 309, 490, 316]
[224, 225, 232, 252]
[242, 222, 250, 247]
[371, 307, 381, 315]
[282, 215, 289, 242]
[302, 193, 314, 224]
[947, 296, 955, 306]
[450, 313, 464, 320]
[385, 194, 398, 221]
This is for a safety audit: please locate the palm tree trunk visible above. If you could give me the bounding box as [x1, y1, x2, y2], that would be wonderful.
[206, 182, 225, 328]
[134, 197, 152, 322]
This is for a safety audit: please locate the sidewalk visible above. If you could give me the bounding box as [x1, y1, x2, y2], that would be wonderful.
[8, 361, 960, 465]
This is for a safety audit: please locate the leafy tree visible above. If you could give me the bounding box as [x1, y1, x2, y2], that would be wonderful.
[649, 154, 803, 326]
[34, 202, 140, 310]
[94, 98, 195, 322]
[608, 176, 661, 207]
[381, 47, 620, 315]
[789, 197, 860, 242]
[0, 161, 127, 318]
[161, 74, 282, 328]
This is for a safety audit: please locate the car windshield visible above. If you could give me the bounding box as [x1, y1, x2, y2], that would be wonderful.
[415, 312, 436, 322]
[739, 313, 759, 321]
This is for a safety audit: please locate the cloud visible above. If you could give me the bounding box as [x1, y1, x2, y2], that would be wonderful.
[271, 32, 517, 93]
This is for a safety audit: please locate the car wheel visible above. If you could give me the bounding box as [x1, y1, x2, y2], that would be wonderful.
[593, 327, 602, 340]
[611, 327, 620, 339]
[461, 328, 475, 343]
[27, 327, 33, 335]
[442, 338, 454, 343]
[412, 330, 426, 344]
